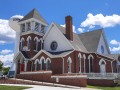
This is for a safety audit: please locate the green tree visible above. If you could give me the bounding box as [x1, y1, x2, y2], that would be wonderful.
[0, 60, 3, 71]
[3, 67, 10, 75]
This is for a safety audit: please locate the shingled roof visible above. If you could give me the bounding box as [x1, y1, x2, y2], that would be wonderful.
[53, 23, 88, 52]
[19, 8, 48, 25]
[78, 29, 104, 52]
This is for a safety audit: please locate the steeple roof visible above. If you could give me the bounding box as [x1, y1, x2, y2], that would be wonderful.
[19, 8, 48, 25]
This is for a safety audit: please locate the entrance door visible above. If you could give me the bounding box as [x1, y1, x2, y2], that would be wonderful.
[100, 64, 106, 75]
[20, 64, 24, 72]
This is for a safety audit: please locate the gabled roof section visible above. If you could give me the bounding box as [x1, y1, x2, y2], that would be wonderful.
[54, 22, 66, 34]
[71, 33, 88, 52]
[32, 50, 74, 59]
[19, 8, 48, 25]
[21, 51, 30, 59]
[44, 22, 87, 52]
[78, 29, 103, 52]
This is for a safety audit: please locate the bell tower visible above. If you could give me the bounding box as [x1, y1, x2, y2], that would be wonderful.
[18, 9, 48, 58]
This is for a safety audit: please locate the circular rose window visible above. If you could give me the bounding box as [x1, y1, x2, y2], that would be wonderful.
[50, 41, 58, 50]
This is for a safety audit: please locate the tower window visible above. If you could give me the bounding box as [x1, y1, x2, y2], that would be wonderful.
[41, 25, 45, 33]
[21, 24, 25, 32]
[27, 38, 31, 50]
[21, 39, 25, 51]
[34, 38, 38, 51]
[27, 22, 31, 31]
[35, 22, 40, 31]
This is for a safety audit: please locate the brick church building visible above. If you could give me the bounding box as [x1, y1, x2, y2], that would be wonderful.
[9, 9, 120, 87]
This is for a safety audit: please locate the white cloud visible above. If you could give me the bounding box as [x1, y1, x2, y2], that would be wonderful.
[0, 53, 14, 67]
[80, 13, 120, 28]
[109, 40, 120, 53]
[109, 46, 120, 52]
[110, 40, 120, 45]
[0, 15, 23, 44]
[77, 28, 85, 33]
[0, 49, 13, 54]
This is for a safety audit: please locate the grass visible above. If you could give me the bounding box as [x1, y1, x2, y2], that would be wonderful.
[0, 85, 31, 90]
[87, 85, 120, 90]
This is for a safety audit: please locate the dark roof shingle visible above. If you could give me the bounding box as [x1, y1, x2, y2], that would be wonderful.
[20, 8, 48, 25]
[78, 29, 102, 52]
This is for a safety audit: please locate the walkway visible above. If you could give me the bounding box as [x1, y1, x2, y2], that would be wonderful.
[0, 84, 100, 90]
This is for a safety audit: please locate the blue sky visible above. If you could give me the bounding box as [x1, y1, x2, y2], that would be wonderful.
[0, 0, 120, 66]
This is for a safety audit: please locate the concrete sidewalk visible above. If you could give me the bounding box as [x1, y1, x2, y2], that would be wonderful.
[0, 84, 101, 90]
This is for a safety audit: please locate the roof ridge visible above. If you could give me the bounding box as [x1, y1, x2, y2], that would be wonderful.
[19, 9, 48, 25]
[78, 28, 103, 35]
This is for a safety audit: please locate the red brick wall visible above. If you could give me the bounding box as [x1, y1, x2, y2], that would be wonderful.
[20, 33, 42, 58]
[16, 73, 87, 87]
[16, 73, 52, 82]
[32, 52, 63, 74]
[52, 78, 87, 87]
[64, 52, 76, 73]
[87, 79, 116, 86]
[51, 58, 63, 74]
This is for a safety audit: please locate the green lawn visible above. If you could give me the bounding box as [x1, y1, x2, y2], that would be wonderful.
[0, 85, 31, 90]
[87, 85, 120, 90]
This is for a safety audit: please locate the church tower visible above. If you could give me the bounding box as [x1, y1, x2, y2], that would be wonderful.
[18, 9, 48, 58]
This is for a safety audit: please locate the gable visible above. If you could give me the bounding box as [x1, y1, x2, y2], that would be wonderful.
[44, 23, 73, 52]
[78, 29, 102, 52]
[97, 34, 110, 55]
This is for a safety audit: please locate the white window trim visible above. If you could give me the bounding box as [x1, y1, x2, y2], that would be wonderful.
[46, 58, 51, 70]
[40, 56, 46, 70]
[83, 54, 86, 73]
[26, 22, 31, 31]
[39, 38, 43, 50]
[78, 53, 82, 73]
[34, 59, 40, 71]
[20, 38, 25, 51]
[67, 57, 72, 73]
[34, 37, 39, 51]
[88, 54, 94, 73]
[27, 36, 32, 51]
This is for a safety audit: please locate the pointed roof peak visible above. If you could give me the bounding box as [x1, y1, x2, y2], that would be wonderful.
[20, 8, 48, 25]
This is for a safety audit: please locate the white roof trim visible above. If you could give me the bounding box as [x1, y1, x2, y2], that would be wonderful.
[43, 22, 74, 49]
[32, 50, 75, 60]
[13, 51, 26, 62]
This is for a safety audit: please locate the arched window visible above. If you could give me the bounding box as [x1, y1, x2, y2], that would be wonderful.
[90, 57, 93, 72]
[78, 53, 82, 73]
[41, 59, 45, 70]
[40, 56, 45, 70]
[34, 59, 40, 71]
[46, 58, 51, 70]
[67, 57, 72, 73]
[36, 61, 39, 71]
[27, 36, 31, 50]
[37, 39, 42, 51]
[20, 38, 25, 51]
[34, 37, 38, 51]
[88, 54, 94, 73]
